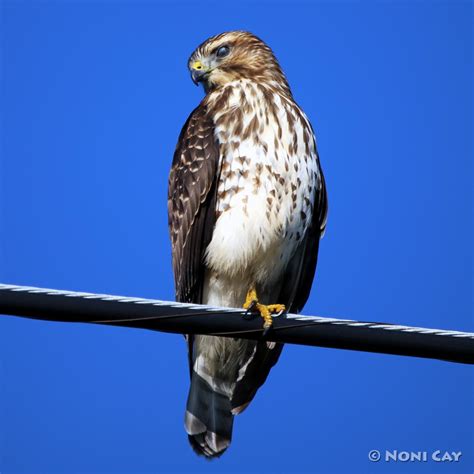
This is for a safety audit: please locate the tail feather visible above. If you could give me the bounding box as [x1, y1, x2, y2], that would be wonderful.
[185, 372, 234, 458]
[231, 342, 283, 413]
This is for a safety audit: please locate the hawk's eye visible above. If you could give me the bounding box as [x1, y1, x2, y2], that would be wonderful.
[215, 45, 230, 58]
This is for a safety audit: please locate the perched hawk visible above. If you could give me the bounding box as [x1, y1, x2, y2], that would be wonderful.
[168, 31, 327, 458]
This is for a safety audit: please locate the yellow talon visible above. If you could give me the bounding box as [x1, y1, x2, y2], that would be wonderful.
[243, 287, 285, 330]
[267, 304, 286, 313]
[243, 288, 258, 309]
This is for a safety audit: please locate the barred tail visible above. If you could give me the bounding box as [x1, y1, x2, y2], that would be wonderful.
[184, 372, 234, 458]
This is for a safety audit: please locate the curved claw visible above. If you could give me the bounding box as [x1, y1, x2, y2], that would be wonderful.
[243, 300, 258, 320]
[266, 304, 286, 317]
[262, 323, 272, 338]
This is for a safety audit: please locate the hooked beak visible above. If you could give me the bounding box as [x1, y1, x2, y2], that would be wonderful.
[190, 60, 210, 86]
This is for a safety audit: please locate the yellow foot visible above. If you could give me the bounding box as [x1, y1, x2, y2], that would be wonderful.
[243, 288, 286, 330]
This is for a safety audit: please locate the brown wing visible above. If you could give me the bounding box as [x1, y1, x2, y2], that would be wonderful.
[278, 152, 328, 314]
[168, 104, 220, 304]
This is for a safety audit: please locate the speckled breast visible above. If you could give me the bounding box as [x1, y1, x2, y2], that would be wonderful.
[204, 80, 321, 280]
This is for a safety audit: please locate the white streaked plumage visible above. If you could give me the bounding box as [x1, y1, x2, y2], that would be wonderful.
[206, 79, 320, 283]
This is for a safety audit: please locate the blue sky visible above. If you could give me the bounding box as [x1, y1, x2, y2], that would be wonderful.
[1, 1, 472, 473]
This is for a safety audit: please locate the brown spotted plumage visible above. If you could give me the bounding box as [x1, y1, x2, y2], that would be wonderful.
[168, 106, 220, 303]
[168, 31, 327, 458]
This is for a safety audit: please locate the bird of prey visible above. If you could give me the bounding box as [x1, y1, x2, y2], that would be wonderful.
[168, 31, 327, 458]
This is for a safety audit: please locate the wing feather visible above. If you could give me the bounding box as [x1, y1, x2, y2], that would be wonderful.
[168, 104, 220, 304]
[279, 151, 328, 313]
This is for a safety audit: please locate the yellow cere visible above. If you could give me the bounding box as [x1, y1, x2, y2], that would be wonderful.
[191, 61, 203, 70]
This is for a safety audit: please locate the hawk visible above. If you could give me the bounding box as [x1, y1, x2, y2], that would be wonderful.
[168, 31, 327, 458]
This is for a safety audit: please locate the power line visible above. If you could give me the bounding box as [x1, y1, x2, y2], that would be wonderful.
[0, 283, 473, 365]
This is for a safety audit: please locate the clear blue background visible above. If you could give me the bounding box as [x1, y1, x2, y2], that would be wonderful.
[1, 1, 472, 473]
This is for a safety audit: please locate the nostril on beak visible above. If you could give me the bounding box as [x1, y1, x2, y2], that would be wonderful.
[191, 61, 203, 71]
[190, 61, 208, 85]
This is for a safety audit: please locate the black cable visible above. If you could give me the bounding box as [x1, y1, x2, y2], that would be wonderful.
[0, 283, 473, 365]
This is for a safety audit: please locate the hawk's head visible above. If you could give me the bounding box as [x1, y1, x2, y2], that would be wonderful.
[188, 31, 289, 93]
